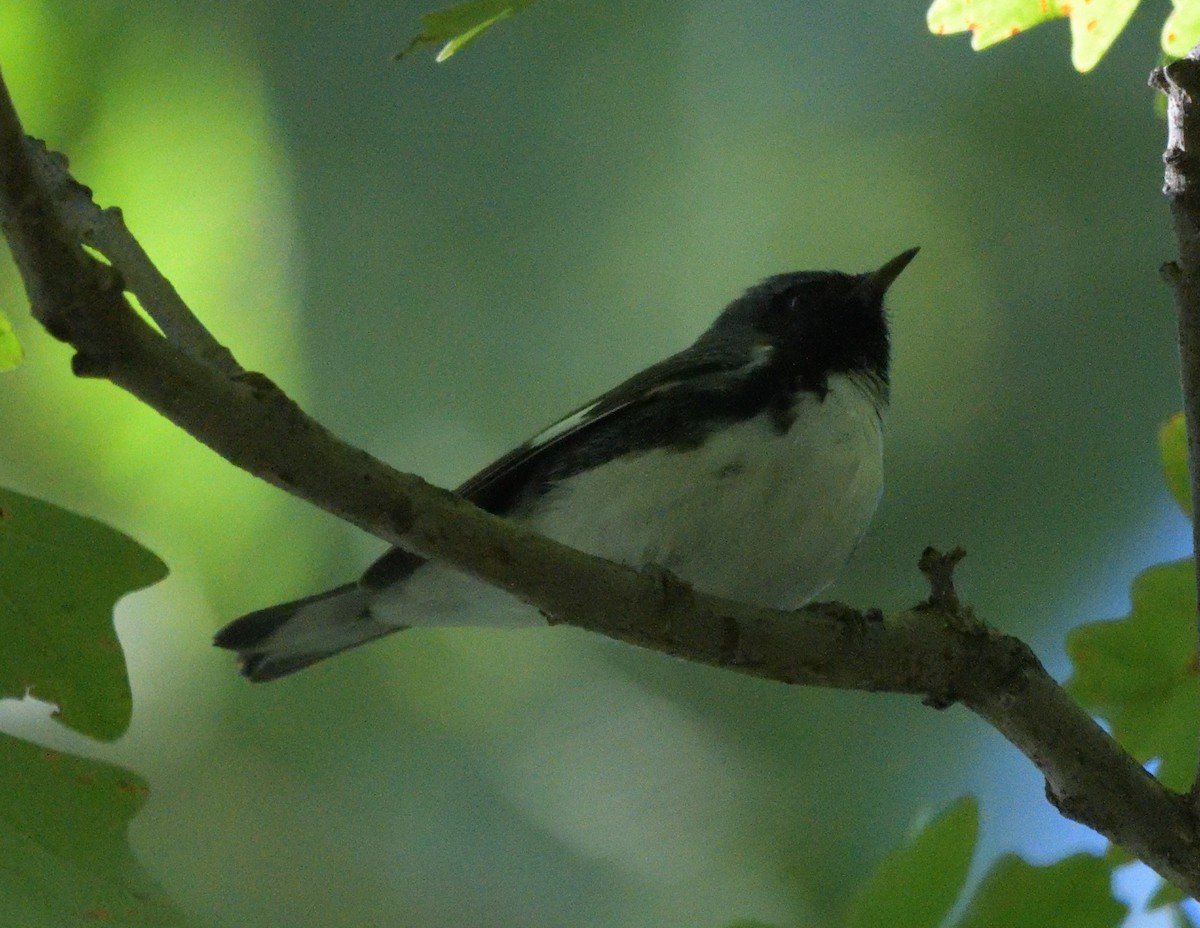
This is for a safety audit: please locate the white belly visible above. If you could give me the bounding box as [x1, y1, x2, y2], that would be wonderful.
[525, 373, 883, 608]
[372, 374, 883, 626]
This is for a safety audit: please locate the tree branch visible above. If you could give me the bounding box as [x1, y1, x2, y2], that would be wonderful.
[3, 65, 1200, 895]
[1151, 48, 1200, 816]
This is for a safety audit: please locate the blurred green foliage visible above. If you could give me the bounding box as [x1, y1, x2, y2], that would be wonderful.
[954, 853, 1127, 927]
[843, 797, 978, 928]
[1161, 412, 1190, 515]
[1067, 558, 1200, 791]
[0, 731, 194, 927]
[1067, 417, 1199, 794]
[1149, 874, 1189, 908]
[0, 309, 20, 371]
[0, 0, 322, 613]
[0, 488, 164, 741]
[735, 797, 1128, 927]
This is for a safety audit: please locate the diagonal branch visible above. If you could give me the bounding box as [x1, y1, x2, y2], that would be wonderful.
[1152, 47, 1200, 815]
[3, 65, 1200, 895]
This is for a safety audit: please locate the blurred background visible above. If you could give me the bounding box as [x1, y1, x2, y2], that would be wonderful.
[0, 0, 1190, 925]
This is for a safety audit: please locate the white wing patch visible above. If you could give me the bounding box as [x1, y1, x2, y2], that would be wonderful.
[529, 343, 773, 449]
[744, 342, 774, 372]
[529, 400, 604, 450]
[644, 343, 775, 399]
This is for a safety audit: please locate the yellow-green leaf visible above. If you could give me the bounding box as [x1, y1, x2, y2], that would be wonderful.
[1164, 0, 1200, 57]
[1069, 0, 1140, 71]
[927, 0, 1141, 72]
[0, 309, 22, 372]
[399, 0, 538, 61]
[1161, 413, 1191, 516]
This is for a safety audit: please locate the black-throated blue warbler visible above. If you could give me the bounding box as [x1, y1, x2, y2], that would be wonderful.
[216, 248, 918, 681]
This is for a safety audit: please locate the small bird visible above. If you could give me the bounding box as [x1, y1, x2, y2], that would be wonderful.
[215, 249, 918, 681]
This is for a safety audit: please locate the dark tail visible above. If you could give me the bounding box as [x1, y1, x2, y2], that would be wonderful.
[214, 583, 402, 682]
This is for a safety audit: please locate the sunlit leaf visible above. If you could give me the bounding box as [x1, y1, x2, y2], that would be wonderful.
[1068, 0, 1140, 71]
[953, 853, 1125, 927]
[927, 0, 1141, 72]
[399, 0, 539, 61]
[844, 797, 978, 928]
[0, 732, 195, 926]
[1066, 560, 1200, 791]
[0, 487, 166, 741]
[1161, 413, 1191, 517]
[928, 0, 1063, 51]
[0, 309, 22, 372]
[1164, 0, 1200, 57]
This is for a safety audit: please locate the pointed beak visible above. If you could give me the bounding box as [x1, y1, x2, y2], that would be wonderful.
[859, 247, 920, 299]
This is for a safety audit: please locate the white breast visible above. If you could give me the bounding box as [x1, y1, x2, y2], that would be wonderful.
[524, 373, 884, 609]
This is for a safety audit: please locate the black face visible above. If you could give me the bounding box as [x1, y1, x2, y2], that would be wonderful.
[707, 269, 891, 396]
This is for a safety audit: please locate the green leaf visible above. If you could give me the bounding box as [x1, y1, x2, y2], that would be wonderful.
[927, 0, 1141, 72]
[0, 309, 22, 372]
[1161, 413, 1191, 516]
[0, 731, 195, 926]
[1066, 560, 1200, 791]
[1148, 875, 1188, 908]
[399, 0, 538, 61]
[953, 853, 1125, 928]
[1163, 0, 1200, 57]
[844, 797, 978, 928]
[0, 487, 166, 741]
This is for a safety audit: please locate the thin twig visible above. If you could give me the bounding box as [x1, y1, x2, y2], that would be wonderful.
[1151, 49, 1200, 813]
[3, 65, 1200, 895]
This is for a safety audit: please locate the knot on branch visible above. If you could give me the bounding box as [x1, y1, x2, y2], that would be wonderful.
[25, 136, 92, 203]
[1151, 57, 1200, 203]
[918, 545, 967, 614]
[1151, 57, 1200, 104]
[638, 563, 698, 638]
